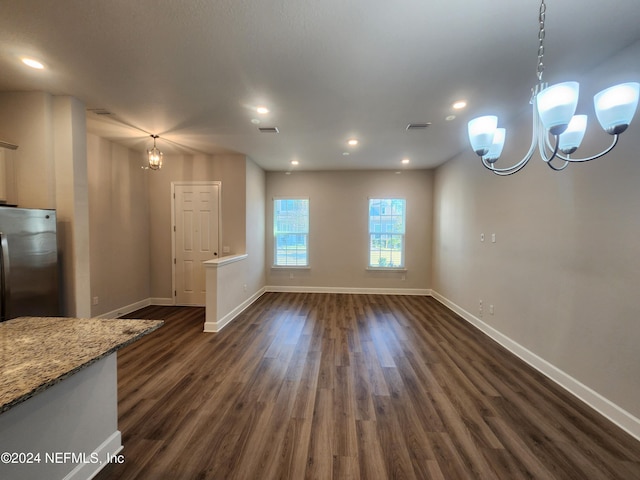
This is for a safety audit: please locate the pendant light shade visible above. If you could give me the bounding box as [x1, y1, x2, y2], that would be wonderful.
[468, 115, 498, 156]
[483, 128, 506, 163]
[147, 135, 163, 170]
[594, 82, 640, 135]
[558, 115, 587, 154]
[536, 82, 580, 135]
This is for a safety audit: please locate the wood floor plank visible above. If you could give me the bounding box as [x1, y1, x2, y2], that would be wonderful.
[306, 388, 334, 480]
[94, 294, 640, 480]
[356, 419, 390, 480]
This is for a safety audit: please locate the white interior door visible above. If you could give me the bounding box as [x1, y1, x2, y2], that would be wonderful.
[173, 182, 220, 305]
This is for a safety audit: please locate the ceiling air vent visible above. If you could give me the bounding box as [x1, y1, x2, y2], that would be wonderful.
[87, 108, 113, 116]
[406, 123, 432, 131]
[258, 127, 279, 133]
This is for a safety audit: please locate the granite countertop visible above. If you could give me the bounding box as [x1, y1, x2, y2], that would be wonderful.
[0, 316, 163, 414]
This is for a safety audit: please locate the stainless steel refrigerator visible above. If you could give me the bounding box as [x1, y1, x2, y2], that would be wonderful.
[0, 207, 60, 322]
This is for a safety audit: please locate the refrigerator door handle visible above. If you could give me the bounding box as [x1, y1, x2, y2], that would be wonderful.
[0, 232, 10, 321]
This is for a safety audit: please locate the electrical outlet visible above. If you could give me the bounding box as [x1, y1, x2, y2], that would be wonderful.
[92, 296, 99, 306]
[489, 304, 494, 315]
[491, 233, 496, 243]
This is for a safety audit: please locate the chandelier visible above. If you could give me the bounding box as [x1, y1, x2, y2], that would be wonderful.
[146, 134, 163, 170]
[467, 0, 639, 176]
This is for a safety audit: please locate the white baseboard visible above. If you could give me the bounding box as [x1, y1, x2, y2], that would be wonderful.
[204, 287, 266, 333]
[95, 297, 175, 319]
[95, 299, 151, 319]
[66, 431, 123, 480]
[150, 297, 174, 306]
[431, 290, 640, 442]
[265, 285, 431, 296]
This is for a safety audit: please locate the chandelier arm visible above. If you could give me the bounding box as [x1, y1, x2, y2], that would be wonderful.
[540, 137, 571, 170]
[480, 105, 540, 175]
[538, 128, 561, 165]
[545, 157, 570, 171]
[484, 160, 529, 176]
[554, 135, 620, 163]
[482, 157, 530, 176]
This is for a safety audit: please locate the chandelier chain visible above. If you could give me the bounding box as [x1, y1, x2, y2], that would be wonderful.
[537, 0, 546, 82]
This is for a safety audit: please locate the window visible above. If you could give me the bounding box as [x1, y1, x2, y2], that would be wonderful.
[368, 198, 405, 268]
[274, 198, 309, 266]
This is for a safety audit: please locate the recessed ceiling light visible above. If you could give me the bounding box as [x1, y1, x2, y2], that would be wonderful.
[452, 100, 467, 110]
[291, 160, 299, 166]
[401, 158, 410, 164]
[22, 58, 44, 69]
[445, 115, 456, 121]
[250, 118, 261, 124]
[347, 138, 358, 146]
[256, 106, 269, 114]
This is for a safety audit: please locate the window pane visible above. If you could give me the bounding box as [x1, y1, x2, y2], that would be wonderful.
[368, 198, 405, 268]
[274, 198, 309, 266]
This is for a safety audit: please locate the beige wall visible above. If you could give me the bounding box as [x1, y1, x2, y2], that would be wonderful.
[245, 158, 266, 294]
[87, 134, 151, 316]
[0, 91, 56, 209]
[52, 96, 91, 317]
[265, 170, 432, 291]
[147, 153, 248, 301]
[432, 40, 640, 420]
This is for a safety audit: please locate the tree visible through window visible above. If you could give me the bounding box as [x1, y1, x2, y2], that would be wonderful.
[274, 198, 309, 266]
[368, 198, 405, 268]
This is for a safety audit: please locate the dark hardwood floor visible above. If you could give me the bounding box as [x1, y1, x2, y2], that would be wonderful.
[94, 293, 640, 479]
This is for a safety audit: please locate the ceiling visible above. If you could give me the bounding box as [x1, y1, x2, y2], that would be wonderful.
[1, 0, 639, 171]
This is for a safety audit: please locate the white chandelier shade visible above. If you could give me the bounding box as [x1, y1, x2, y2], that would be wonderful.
[558, 115, 587, 155]
[467, 116, 497, 156]
[466, 0, 640, 176]
[483, 128, 506, 163]
[594, 82, 640, 134]
[535, 81, 579, 135]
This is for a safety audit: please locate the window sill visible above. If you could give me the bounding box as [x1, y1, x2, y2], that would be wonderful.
[366, 267, 407, 272]
[271, 265, 311, 270]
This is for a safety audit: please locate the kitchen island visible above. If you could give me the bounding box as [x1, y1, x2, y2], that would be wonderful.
[0, 316, 163, 480]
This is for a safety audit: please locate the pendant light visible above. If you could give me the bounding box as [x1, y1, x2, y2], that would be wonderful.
[146, 135, 163, 170]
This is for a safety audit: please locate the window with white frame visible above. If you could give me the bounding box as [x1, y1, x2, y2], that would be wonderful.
[368, 198, 405, 268]
[273, 198, 309, 266]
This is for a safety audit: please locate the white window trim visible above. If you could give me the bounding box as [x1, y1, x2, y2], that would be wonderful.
[366, 267, 407, 272]
[273, 196, 310, 267]
[271, 265, 311, 270]
[367, 197, 407, 269]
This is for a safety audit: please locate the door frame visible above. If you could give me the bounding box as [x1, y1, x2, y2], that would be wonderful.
[171, 181, 222, 305]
